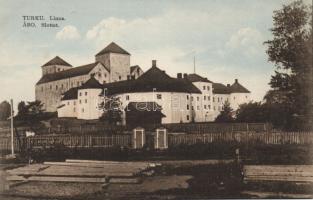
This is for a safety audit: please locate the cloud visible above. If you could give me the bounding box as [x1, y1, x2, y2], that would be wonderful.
[56, 25, 81, 40]
[226, 27, 264, 57]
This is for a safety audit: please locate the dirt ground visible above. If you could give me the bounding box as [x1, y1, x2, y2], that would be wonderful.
[1, 160, 312, 199]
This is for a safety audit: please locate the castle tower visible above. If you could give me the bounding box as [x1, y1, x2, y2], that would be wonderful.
[95, 42, 130, 82]
[41, 56, 72, 76]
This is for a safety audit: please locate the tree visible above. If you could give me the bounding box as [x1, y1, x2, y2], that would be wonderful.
[236, 102, 266, 123]
[17, 101, 27, 117]
[99, 96, 123, 125]
[215, 101, 234, 122]
[0, 101, 11, 120]
[264, 0, 312, 130]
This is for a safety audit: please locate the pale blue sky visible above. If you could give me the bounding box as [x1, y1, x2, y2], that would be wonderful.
[0, 0, 310, 110]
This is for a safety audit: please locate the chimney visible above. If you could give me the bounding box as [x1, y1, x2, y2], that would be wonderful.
[227, 84, 230, 87]
[235, 79, 238, 83]
[177, 73, 182, 79]
[152, 60, 157, 67]
[183, 73, 187, 79]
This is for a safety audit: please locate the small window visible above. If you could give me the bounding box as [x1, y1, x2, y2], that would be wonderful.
[192, 106, 194, 110]
[213, 97, 215, 102]
[197, 106, 200, 110]
[187, 104, 189, 110]
[197, 97, 199, 101]
[79, 100, 81, 104]
[67, 102, 69, 105]
[85, 92, 87, 96]
[233, 96, 236, 100]
[207, 86, 210, 91]
[204, 105, 207, 109]
[191, 96, 194, 101]
[104, 73, 107, 78]
[61, 84, 63, 89]
[213, 106, 216, 110]
[187, 115, 190, 121]
[208, 105, 211, 110]
[246, 96, 248, 98]
[58, 68, 60, 72]
[203, 86, 205, 90]
[157, 94, 162, 99]
[218, 97, 220, 102]
[56, 85, 58, 90]
[126, 95, 129, 100]
[98, 73, 102, 78]
[208, 96, 211, 101]
[79, 92, 82, 96]
[85, 99, 87, 103]
[204, 96, 206, 100]
[82, 108, 84, 113]
[187, 95, 189, 100]
[119, 76, 122, 80]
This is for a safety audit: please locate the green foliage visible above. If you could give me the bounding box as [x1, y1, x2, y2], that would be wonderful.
[264, 0, 313, 130]
[215, 101, 234, 122]
[0, 101, 11, 120]
[236, 102, 266, 123]
[99, 96, 123, 125]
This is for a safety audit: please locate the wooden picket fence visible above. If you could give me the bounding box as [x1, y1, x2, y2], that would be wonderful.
[0, 131, 312, 154]
[168, 132, 313, 146]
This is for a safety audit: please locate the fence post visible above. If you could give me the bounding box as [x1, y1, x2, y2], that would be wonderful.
[155, 128, 168, 150]
[132, 127, 145, 149]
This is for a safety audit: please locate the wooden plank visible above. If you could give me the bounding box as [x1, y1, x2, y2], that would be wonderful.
[109, 177, 141, 184]
[7, 175, 107, 183]
[65, 159, 160, 167]
[44, 161, 149, 169]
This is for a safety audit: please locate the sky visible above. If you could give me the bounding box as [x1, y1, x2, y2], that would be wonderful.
[0, 0, 311, 110]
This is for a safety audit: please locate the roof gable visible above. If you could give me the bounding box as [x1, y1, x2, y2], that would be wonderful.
[36, 62, 107, 85]
[95, 42, 130, 56]
[213, 83, 231, 94]
[42, 56, 72, 67]
[230, 80, 250, 93]
[79, 77, 103, 89]
[186, 74, 212, 83]
[61, 87, 78, 100]
[102, 66, 201, 95]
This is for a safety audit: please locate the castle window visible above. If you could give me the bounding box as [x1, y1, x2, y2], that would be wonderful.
[56, 85, 58, 90]
[213, 97, 215, 102]
[208, 96, 211, 101]
[157, 94, 162, 100]
[98, 73, 101, 78]
[104, 73, 107, 78]
[85, 99, 87, 103]
[126, 95, 129, 100]
[187, 95, 189, 100]
[50, 85, 52, 90]
[61, 84, 63, 89]
[203, 86, 205, 90]
[85, 92, 87, 96]
[67, 102, 69, 105]
[191, 96, 194, 101]
[192, 106, 194, 110]
[82, 108, 84, 113]
[217, 97, 220, 102]
[187, 115, 190, 121]
[79, 100, 81, 104]
[233, 96, 236, 100]
[208, 105, 211, 110]
[204, 105, 207, 109]
[187, 104, 189, 110]
[246, 96, 248, 98]
[119, 76, 122, 80]
[204, 96, 206, 100]
[197, 97, 199, 101]
[207, 86, 210, 91]
[58, 68, 60, 72]
[79, 92, 82, 96]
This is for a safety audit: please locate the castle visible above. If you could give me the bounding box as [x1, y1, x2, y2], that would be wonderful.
[35, 42, 250, 124]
